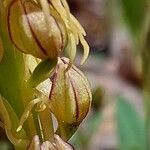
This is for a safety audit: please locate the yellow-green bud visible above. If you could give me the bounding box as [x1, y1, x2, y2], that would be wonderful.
[7, 0, 89, 64]
[7, 0, 66, 59]
[49, 57, 92, 140]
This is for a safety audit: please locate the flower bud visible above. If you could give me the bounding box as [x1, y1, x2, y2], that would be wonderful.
[7, 0, 66, 59]
[28, 134, 74, 150]
[49, 57, 92, 140]
[7, 0, 89, 64]
[54, 134, 75, 150]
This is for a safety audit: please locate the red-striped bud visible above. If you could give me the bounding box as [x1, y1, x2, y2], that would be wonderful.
[7, 0, 89, 64]
[7, 0, 66, 59]
[49, 57, 92, 140]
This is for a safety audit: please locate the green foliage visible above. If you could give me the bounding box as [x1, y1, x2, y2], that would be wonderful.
[119, 0, 147, 35]
[71, 112, 101, 150]
[116, 96, 146, 150]
[0, 141, 13, 150]
[0, 14, 25, 117]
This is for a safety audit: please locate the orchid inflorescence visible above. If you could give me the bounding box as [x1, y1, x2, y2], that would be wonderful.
[0, 0, 92, 149]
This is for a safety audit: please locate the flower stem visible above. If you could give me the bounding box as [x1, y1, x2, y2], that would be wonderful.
[39, 108, 54, 142]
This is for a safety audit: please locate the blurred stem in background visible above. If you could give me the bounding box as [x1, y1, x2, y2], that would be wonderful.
[143, 19, 150, 150]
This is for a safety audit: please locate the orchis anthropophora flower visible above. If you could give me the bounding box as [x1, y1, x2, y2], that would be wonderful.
[16, 57, 92, 141]
[7, 0, 89, 64]
[49, 57, 92, 140]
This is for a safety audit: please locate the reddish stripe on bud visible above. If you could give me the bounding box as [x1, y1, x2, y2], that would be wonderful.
[69, 77, 79, 120]
[7, 0, 24, 53]
[21, 0, 48, 55]
[7, 0, 65, 59]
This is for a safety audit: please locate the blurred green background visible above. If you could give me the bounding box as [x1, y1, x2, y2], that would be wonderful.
[68, 0, 149, 149]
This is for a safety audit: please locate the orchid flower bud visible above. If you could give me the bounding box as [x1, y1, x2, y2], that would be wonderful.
[7, 0, 66, 59]
[7, 0, 89, 64]
[49, 57, 92, 140]
[28, 134, 74, 150]
[54, 134, 75, 150]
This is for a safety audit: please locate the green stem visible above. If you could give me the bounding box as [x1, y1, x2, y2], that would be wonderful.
[39, 108, 54, 142]
[142, 20, 150, 150]
[143, 46, 150, 150]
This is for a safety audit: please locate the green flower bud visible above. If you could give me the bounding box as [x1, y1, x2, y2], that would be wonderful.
[7, 0, 66, 59]
[49, 57, 92, 140]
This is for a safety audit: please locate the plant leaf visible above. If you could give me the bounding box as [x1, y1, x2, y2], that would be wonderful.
[0, 8, 26, 117]
[116, 96, 146, 150]
[119, 0, 147, 35]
